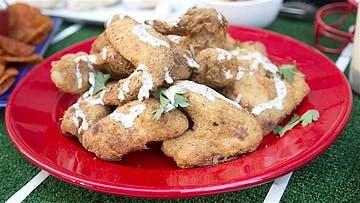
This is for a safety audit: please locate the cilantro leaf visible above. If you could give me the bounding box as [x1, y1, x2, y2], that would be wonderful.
[152, 86, 189, 120]
[278, 64, 298, 84]
[273, 110, 320, 136]
[92, 72, 111, 95]
[301, 110, 320, 127]
[273, 114, 301, 136]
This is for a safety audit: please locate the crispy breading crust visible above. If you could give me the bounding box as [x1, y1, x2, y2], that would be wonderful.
[162, 82, 263, 168]
[81, 98, 189, 161]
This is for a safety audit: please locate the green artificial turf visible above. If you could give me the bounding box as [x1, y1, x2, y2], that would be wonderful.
[1, 16, 359, 203]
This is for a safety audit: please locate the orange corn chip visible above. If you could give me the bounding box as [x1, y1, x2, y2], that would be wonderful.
[0, 35, 36, 56]
[8, 3, 53, 44]
[0, 67, 19, 84]
[0, 76, 16, 95]
[0, 63, 5, 76]
[2, 54, 43, 64]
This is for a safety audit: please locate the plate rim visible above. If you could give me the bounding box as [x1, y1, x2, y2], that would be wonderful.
[5, 26, 353, 198]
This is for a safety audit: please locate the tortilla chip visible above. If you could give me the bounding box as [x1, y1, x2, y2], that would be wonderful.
[8, 3, 53, 44]
[2, 54, 43, 64]
[0, 35, 35, 56]
[0, 67, 19, 84]
[0, 63, 5, 76]
[0, 76, 16, 95]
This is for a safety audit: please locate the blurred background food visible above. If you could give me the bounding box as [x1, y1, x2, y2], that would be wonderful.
[0, 2, 53, 95]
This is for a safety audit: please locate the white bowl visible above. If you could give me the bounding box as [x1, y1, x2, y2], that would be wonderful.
[199, 0, 283, 28]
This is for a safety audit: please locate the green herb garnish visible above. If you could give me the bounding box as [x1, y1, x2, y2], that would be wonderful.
[278, 64, 298, 84]
[273, 109, 320, 136]
[91, 72, 111, 95]
[152, 87, 189, 120]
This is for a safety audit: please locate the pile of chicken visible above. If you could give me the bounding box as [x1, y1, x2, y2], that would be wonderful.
[50, 8, 309, 168]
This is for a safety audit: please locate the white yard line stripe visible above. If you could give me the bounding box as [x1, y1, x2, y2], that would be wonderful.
[263, 42, 352, 203]
[6, 170, 49, 203]
[263, 172, 293, 203]
[51, 24, 83, 45]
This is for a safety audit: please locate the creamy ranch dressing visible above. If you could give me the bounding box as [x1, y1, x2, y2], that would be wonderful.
[132, 24, 170, 48]
[109, 103, 146, 128]
[167, 35, 182, 44]
[84, 90, 106, 106]
[118, 79, 130, 101]
[74, 55, 97, 89]
[216, 48, 233, 61]
[137, 64, 154, 101]
[163, 81, 243, 111]
[101, 47, 108, 60]
[223, 69, 233, 79]
[71, 102, 89, 134]
[236, 51, 288, 115]
[235, 93, 242, 103]
[164, 66, 173, 84]
[236, 66, 245, 80]
[183, 54, 200, 69]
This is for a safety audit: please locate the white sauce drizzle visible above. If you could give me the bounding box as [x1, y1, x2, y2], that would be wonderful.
[132, 24, 170, 48]
[85, 90, 106, 106]
[217, 12, 223, 22]
[252, 75, 287, 115]
[183, 54, 200, 69]
[164, 17, 180, 27]
[167, 35, 181, 44]
[223, 69, 233, 79]
[235, 94, 242, 103]
[237, 51, 288, 115]
[71, 102, 89, 134]
[163, 81, 243, 112]
[75, 64, 82, 89]
[101, 47, 108, 60]
[236, 66, 245, 80]
[118, 80, 130, 101]
[137, 64, 154, 101]
[216, 48, 233, 61]
[109, 103, 146, 128]
[164, 66, 173, 84]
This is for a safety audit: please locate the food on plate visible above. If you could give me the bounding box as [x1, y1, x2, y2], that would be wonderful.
[192, 47, 239, 89]
[161, 81, 263, 168]
[60, 90, 111, 139]
[8, 3, 52, 44]
[81, 98, 188, 161]
[0, 35, 35, 56]
[51, 8, 312, 168]
[0, 67, 19, 95]
[148, 8, 237, 55]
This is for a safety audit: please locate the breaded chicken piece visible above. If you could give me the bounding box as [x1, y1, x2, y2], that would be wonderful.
[81, 98, 189, 161]
[104, 15, 174, 105]
[223, 49, 310, 135]
[224, 70, 309, 135]
[90, 32, 135, 79]
[192, 48, 238, 89]
[50, 52, 94, 94]
[161, 81, 263, 168]
[60, 90, 111, 139]
[240, 41, 267, 56]
[148, 8, 237, 55]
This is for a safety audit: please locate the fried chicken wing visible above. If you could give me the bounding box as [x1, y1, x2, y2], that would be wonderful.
[149, 8, 237, 55]
[103, 15, 174, 105]
[223, 49, 310, 134]
[60, 90, 111, 139]
[192, 48, 238, 89]
[90, 32, 135, 79]
[81, 98, 189, 161]
[161, 81, 263, 168]
[50, 52, 94, 94]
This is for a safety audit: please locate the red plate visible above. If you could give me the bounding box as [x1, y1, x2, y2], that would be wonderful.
[5, 26, 352, 198]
